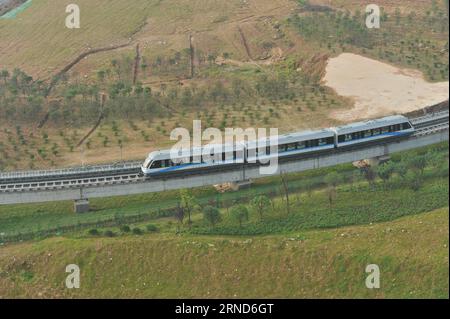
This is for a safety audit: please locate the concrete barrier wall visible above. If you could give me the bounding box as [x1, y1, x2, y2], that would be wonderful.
[0, 130, 448, 205]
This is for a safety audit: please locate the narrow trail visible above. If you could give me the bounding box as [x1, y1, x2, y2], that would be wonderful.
[38, 42, 131, 129]
[189, 34, 195, 78]
[237, 26, 253, 61]
[76, 95, 106, 148]
[133, 43, 141, 85]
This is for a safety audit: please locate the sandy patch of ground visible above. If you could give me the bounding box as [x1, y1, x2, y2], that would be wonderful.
[324, 53, 449, 122]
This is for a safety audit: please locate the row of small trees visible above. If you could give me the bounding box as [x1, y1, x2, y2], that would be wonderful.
[174, 189, 273, 229]
[0, 66, 299, 126]
[202, 195, 273, 228]
[174, 148, 448, 230]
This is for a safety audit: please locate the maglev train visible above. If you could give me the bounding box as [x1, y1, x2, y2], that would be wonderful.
[141, 115, 415, 177]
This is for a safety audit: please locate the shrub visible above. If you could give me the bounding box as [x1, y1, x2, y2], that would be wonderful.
[120, 225, 131, 233]
[132, 228, 143, 235]
[104, 230, 115, 237]
[88, 229, 99, 236]
[202, 206, 222, 227]
[146, 224, 158, 232]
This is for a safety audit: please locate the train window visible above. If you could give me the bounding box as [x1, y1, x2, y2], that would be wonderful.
[266, 146, 271, 155]
[381, 126, 390, 134]
[363, 130, 372, 138]
[402, 122, 411, 130]
[310, 140, 319, 147]
[287, 143, 297, 151]
[318, 139, 327, 146]
[373, 128, 382, 136]
[298, 141, 306, 149]
[278, 145, 287, 153]
[394, 124, 401, 131]
[150, 161, 162, 169]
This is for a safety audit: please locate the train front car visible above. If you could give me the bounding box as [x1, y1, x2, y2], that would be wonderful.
[141, 143, 246, 178]
[141, 151, 165, 177]
[333, 115, 415, 148]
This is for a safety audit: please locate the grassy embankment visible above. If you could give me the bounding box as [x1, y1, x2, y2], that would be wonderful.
[0, 207, 448, 298]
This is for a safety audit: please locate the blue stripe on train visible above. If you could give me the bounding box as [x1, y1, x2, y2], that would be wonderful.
[337, 130, 412, 145]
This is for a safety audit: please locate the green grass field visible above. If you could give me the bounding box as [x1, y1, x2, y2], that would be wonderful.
[0, 207, 448, 298]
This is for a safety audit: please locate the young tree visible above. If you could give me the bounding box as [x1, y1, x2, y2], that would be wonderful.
[377, 162, 395, 186]
[405, 170, 423, 191]
[230, 205, 249, 227]
[324, 171, 342, 208]
[408, 154, 427, 175]
[395, 162, 408, 181]
[361, 166, 376, 187]
[250, 195, 271, 220]
[0, 69, 10, 85]
[202, 205, 222, 228]
[279, 171, 291, 215]
[174, 203, 185, 225]
[180, 189, 198, 225]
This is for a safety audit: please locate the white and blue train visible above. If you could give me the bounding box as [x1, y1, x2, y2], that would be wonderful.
[141, 115, 415, 177]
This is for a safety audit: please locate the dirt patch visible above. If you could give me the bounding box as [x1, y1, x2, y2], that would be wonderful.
[324, 53, 449, 122]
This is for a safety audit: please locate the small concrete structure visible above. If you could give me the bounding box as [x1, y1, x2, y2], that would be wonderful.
[230, 179, 253, 191]
[367, 155, 391, 167]
[74, 199, 90, 213]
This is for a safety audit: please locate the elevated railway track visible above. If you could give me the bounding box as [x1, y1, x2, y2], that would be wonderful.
[0, 110, 448, 205]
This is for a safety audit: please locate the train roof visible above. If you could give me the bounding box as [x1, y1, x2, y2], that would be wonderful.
[247, 129, 334, 148]
[333, 115, 410, 135]
[147, 143, 245, 160]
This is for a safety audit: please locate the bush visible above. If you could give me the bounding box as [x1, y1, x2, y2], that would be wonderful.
[104, 230, 115, 237]
[88, 229, 99, 236]
[120, 225, 131, 233]
[146, 224, 158, 232]
[202, 206, 222, 227]
[132, 228, 143, 235]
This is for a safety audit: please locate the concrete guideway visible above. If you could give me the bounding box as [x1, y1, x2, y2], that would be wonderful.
[0, 110, 448, 184]
[0, 128, 448, 206]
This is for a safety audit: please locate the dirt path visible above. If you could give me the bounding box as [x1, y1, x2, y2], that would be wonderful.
[324, 53, 449, 122]
[237, 26, 253, 61]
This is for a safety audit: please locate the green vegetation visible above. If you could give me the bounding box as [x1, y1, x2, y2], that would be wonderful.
[0, 142, 448, 243]
[0, 208, 448, 298]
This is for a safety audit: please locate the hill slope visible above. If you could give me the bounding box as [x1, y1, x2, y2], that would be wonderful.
[0, 208, 448, 298]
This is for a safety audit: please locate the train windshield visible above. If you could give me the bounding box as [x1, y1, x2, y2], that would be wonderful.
[143, 158, 152, 168]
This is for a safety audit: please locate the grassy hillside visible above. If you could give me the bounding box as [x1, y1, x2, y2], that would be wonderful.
[0, 0, 296, 78]
[0, 207, 448, 298]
